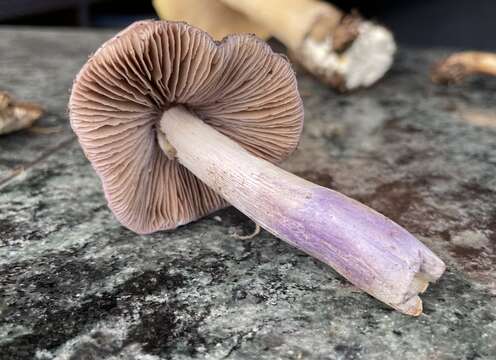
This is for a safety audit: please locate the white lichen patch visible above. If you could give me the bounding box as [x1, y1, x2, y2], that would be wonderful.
[37, 319, 160, 360]
[451, 229, 490, 250]
[0, 324, 32, 345]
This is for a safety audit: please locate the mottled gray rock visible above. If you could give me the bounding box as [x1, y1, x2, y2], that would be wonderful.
[0, 27, 113, 184]
[0, 27, 495, 360]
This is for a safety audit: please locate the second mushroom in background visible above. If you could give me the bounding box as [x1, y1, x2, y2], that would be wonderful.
[154, 0, 396, 91]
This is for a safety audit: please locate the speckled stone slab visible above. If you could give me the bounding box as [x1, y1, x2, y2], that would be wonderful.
[0, 27, 495, 360]
[0, 27, 113, 184]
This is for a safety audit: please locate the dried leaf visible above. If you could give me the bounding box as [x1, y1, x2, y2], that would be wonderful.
[431, 51, 496, 84]
[0, 91, 44, 135]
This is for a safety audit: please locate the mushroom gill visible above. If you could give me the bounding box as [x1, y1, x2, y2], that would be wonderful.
[69, 20, 303, 234]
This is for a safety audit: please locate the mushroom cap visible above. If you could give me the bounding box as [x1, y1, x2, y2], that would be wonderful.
[153, 0, 270, 41]
[69, 20, 304, 234]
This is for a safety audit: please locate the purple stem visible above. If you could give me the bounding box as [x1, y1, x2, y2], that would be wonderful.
[161, 106, 446, 315]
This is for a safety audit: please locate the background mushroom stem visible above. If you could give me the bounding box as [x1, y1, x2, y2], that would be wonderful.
[159, 105, 446, 316]
[221, 0, 342, 52]
[432, 51, 496, 84]
[219, 0, 396, 90]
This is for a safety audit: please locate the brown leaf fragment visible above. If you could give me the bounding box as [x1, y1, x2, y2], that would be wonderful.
[431, 51, 496, 84]
[0, 91, 44, 135]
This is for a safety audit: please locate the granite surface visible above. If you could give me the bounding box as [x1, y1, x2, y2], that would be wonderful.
[0, 27, 495, 360]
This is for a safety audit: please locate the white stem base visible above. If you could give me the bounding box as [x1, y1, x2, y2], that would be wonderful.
[298, 21, 396, 90]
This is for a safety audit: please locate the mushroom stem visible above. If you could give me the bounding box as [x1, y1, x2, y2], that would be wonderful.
[159, 105, 446, 316]
[221, 0, 342, 52]
[432, 51, 496, 84]
[219, 0, 396, 90]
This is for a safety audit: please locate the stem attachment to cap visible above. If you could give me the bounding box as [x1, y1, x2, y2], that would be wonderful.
[156, 128, 177, 160]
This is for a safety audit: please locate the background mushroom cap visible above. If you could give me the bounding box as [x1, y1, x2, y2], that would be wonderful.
[69, 20, 304, 234]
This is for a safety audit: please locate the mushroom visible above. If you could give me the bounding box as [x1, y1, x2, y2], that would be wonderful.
[432, 51, 496, 84]
[69, 20, 445, 315]
[0, 91, 44, 135]
[153, 0, 396, 91]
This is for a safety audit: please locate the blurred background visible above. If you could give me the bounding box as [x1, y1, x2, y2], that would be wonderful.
[0, 0, 495, 50]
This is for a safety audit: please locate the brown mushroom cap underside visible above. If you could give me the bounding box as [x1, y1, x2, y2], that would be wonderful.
[69, 20, 304, 234]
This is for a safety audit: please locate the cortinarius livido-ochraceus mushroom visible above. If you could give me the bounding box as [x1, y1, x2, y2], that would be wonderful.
[432, 51, 496, 84]
[153, 0, 396, 91]
[69, 20, 445, 316]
